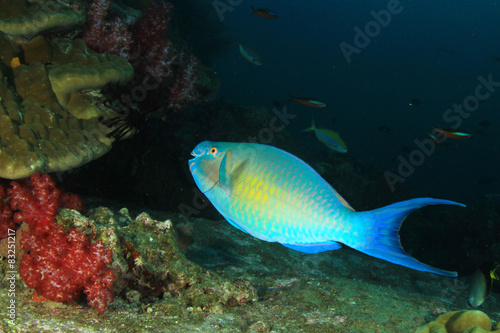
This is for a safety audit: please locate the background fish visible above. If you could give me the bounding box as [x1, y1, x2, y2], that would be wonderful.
[289, 95, 327, 108]
[238, 43, 263, 66]
[303, 119, 347, 153]
[469, 262, 499, 307]
[189, 141, 464, 276]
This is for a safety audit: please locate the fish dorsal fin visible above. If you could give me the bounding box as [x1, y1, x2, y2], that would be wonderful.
[331, 188, 355, 211]
[219, 150, 248, 197]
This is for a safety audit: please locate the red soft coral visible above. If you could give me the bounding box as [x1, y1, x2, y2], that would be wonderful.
[83, 0, 200, 112]
[0, 184, 14, 239]
[8, 173, 114, 313]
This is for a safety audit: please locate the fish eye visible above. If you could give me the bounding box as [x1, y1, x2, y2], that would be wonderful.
[210, 147, 217, 155]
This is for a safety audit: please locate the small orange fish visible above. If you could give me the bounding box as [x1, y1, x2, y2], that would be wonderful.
[289, 95, 327, 108]
[251, 5, 278, 19]
[434, 127, 472, 140]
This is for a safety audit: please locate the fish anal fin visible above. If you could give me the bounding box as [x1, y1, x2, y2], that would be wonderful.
[281, 242, 342, 254]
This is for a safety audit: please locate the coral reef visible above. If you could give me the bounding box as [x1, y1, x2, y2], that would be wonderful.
[66, 206, 257, 313]
[0, 1, 85, 37]
[0, 0, 135, 180]
[0, 174, 115, 313]
[1, 172, 256, 315]
[83, 0, 219, 113]
[0, 0, 219, 179]
[416, 310, 500, 333]
[0, 36, 133, 179]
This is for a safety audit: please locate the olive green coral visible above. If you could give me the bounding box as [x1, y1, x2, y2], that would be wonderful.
[0, 36, 133, 179]
[0, 2, 84, 37]
[0, 0, 134, 179]
[416, 310, 500, 333]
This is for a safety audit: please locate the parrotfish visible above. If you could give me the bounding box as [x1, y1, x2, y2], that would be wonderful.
[189, 141, 464, 277]
[238, 43, 263, 66]
[303, 119, 347, 153]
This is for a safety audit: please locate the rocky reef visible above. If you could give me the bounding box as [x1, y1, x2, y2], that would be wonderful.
[0, 0, 219, 179]
[0, 175, 256, 333]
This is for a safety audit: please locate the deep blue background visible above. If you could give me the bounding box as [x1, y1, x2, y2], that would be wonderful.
[209, 0, 500, 204]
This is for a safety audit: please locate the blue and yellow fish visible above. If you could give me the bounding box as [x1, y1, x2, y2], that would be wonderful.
[303, 119, 347, 153]
[238, 43, 263, 66]
[189, 141, 464, 277]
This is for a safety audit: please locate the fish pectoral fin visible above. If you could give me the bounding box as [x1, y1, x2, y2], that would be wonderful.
[219, 150, 248, 197]
[219, 149, 234, 196]
[281, 242, 342, 254]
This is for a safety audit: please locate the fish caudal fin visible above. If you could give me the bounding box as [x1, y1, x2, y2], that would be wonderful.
[352, 198, 464, 277]
[302, 119, 316, 133]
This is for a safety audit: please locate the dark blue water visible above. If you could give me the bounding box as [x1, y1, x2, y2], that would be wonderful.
[211, 0, 500, 204]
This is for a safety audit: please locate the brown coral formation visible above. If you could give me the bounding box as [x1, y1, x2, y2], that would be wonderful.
[0, 2, 134, 179]
[416, 310, 500, 333]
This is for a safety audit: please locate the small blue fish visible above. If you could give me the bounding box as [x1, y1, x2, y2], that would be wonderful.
[189, 141, 465, 277]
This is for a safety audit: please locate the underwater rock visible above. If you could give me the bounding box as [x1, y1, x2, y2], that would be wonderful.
[57, 207, 257, 313]
[415, 310, 498, 333]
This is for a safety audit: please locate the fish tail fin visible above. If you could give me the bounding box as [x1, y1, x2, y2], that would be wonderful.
[303, 119, 316, 132]
[250, 4, 255, 13]
[350, 198, 465, 277]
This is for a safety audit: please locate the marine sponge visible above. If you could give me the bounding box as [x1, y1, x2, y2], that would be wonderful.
[416, 310, 500, 333]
